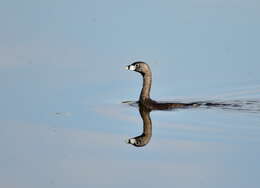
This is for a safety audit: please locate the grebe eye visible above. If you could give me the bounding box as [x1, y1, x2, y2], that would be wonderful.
[135, 64, 139, 67]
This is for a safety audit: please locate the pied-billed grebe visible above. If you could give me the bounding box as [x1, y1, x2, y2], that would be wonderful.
[125, 61, 213, 110]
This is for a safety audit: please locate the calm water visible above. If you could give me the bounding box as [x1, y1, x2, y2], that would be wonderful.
[1, 62, 259, 188]
[1, 1, 260, 187]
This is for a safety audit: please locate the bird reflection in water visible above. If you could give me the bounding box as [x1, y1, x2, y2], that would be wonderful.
[125, 104, 152, 147]
[124, 99, 260, 147]
[124, 101, 200, 147]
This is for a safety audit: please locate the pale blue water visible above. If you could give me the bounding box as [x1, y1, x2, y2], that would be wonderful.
[1, 61, 260, 188]
[1, 1, 260, 187]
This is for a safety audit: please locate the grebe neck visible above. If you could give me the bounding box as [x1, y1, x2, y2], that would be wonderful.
[139, 73, 152, 102]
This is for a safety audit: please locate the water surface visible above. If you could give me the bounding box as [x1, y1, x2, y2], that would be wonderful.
[1, 1, 260, 188]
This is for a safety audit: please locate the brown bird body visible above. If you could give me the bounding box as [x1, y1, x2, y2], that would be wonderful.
[125, 61, 200, 110]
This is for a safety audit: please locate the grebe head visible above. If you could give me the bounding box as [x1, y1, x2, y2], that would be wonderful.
[125, 61, 151, 75]
[125, 138, 147, 147]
